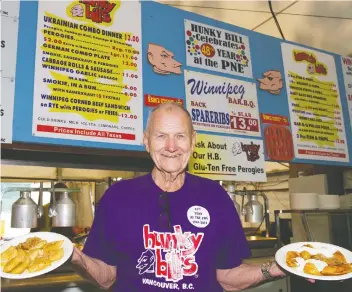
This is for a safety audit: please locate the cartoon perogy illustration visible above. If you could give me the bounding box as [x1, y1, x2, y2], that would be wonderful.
[71, 4, 84, 17]
[147, 44, 182, 75]
[232, 142, 242, 156]
[136, 250, 155, 275]
[257, 70, 283, 95]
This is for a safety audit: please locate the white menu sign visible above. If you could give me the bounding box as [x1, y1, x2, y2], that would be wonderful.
[188, 133, 266, 182]
[184, 19, 252, 78]
[1, 1, 20, 144]
[185, 70, 260, 137]
[341, 56, 352, 131]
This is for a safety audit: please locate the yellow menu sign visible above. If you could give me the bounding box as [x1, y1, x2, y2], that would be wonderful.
[281, 43, 348, 162]
[32, 1, 143, 144]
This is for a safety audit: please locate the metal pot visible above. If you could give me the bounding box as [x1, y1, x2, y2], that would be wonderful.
[51, 191, 76, 227]
[11, 191, 38, 228]
[243, 194, 264, 224]
[227, 185, 241, 216]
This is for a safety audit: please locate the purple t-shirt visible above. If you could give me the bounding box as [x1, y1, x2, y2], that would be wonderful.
[83, 172, 250, 291]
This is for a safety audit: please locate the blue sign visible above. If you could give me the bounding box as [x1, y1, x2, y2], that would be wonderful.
[9, 1, 352, 166]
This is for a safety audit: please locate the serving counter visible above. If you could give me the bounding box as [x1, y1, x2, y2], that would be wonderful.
[1, 255, 289, 292]
[1, 263, 100, 292]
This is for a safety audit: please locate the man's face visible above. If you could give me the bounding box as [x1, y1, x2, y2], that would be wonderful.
[147, 44, 182, 75]
[144, 107, 196, 175]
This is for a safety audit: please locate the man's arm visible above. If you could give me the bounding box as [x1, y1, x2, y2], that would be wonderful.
[71, 247, 117, 290]
[217, 262, 285, 291]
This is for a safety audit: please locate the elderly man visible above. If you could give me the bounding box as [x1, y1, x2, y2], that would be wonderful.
[71, 102, 285, 291]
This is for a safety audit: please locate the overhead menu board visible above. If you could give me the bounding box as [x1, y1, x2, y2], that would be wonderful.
[281, 43, 348, 162]
[8, 1, 352, 170]
[32, 0, 143, 144]
[1, 1, 20, 143]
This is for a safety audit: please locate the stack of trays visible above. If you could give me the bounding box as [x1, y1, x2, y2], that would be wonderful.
[289, 193, 318, 210]
[317, 195, 340, 209]
[289, 193, 345, 210]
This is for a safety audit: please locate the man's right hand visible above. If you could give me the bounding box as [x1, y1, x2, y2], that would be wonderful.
[71, 246, 116, 289]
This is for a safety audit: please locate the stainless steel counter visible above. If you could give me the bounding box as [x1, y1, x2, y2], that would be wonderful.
[1, 272, 91, 291]
[1, 255, 277, 291]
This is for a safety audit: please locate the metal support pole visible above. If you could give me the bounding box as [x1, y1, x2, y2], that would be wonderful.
[300, 213, 313, 241]
[275, 210, 282, 245]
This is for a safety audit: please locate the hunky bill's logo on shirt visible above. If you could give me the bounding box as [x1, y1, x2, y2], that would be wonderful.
[136, 224, 204, 282]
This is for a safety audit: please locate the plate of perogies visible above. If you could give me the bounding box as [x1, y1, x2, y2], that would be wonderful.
[0, 232, 73, 279]
[275, 242, 352, 281]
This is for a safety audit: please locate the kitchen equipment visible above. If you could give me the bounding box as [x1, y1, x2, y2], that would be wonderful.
[227, 184, 240, 216]
[50, 190, 76, 227]
[1, 188, 44, 229]
[236, 188, 270, 238]
[96, 181, 109, 202]
[318, 194, 340, 209]
[11, 191, 38, 228]
[275, 209, 352, 248]
[289, 193, 318, 210]
[246, 235, 279, 257]
[37, 182, 44, 219]
[243, 192, 264, 224]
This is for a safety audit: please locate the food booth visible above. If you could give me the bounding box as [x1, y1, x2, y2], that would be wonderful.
[1, 1, 352, 292]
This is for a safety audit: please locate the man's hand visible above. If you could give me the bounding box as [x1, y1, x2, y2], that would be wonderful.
[71, 246, 116, 289]
[268, 262, 286, 278]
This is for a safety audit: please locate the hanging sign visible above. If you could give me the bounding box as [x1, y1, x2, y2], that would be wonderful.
[184, 19, 252, 78]
[188, 133, 266, 182]
[341, 56, 352, 131]
[185, 70, 260, 137]
[1, 1, 20, 143]
[144, 94, 184, 107]
[32, 0, 143, 144]
[281, 43, 349, 162]
[261, 114, 294, 162]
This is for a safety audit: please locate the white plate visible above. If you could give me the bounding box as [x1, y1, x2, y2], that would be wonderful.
[275, 241, 352, 281]
[0, 232, 73, 279]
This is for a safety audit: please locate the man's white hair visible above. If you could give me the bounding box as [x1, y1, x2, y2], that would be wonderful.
[145, 102, 194, 134]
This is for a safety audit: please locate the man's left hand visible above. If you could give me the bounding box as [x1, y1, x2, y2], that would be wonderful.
[269, 262, 286, 278]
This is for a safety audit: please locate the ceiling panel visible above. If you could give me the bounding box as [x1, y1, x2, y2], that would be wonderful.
[158, 4, 271, 29]
[155, 1, 352, 57]
[158, 0, 296, 13]
[254, 14, 352, 56]
[283, 0, 352, 18]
